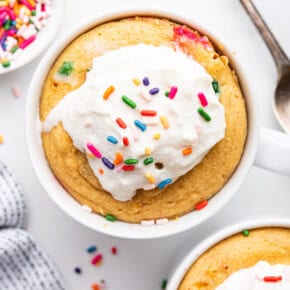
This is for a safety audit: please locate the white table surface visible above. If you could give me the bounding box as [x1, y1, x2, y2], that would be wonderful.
[1, 0, 290, 289]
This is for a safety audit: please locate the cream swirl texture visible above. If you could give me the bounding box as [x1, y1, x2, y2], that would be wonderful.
[43, 44, 225, 201]
[216, 261, 290, 290]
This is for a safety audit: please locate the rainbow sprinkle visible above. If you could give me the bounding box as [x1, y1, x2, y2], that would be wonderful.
[122, 95, 136, 109]
[168, 86, 178, 99]
[103, 85, 115, 100]
[141, 110, 157, 117]
[197, 92, 208, 107]
[144, 157, 154, 165]
[143, 77, 150, 86]
[113, 152, 123, 165]
[102, 157, 114, 170]
[105, 214, 116, 222]
[153, 133, 161, 140]
[122, 136, 129, 146]
[144, 147, 152, 156]
[145, 173, 155, 184]
[87, 143, 102, 158]
[116, 117, 127, 129]
[160, 116, 169, 129]
[134, 119, 147, 131]
[107, 136, 118, 144]
[124, 158, 139, 165]
[122, 165, 135, 171]
[157, 178, 172, 189]
[182, 147, 192, 156]
[132, 78, 141, 86]
[197, 107, 211, 122]
[149, 87, 159, 95]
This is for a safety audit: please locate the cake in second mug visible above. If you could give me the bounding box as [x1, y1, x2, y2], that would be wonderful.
[177, 225, 290, 289]
[40, 16, 247, 223]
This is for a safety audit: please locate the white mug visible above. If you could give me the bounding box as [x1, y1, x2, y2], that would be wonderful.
[25, 8, 290, 239]
[166, 217, 290, 289]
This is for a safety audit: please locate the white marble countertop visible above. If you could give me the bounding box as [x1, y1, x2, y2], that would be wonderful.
[0, 0, 290, 289]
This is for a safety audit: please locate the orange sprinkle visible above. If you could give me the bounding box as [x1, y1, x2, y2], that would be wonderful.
[103, 85, 115, 100]
[91, 284, 101, 290]
[0, 135, 4, 144]
[132, 78, 141, 86]
[144, 147, 152, 156]
[182, 147, 192, 156]
[145, 173, 155, 184]
[114, 152, 123, 165]
[160, 116, 169, 129]
[153, 133, 160, 140]
[99, 169, 104, 175]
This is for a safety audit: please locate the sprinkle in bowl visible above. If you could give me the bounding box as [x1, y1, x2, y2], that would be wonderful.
[0, 0, 64, 75]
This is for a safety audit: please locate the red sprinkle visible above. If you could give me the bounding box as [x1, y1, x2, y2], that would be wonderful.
[122, 165, 135, 171]
[122, 137, 129, 146]
[197, 92, 208, 107]
[140, 110, 157, 117]
[111, 246, 117, 255]
[263, 276, 282, 282]
[91, 254, 103, 265]
[116, 118, 127, 129]
[174, 26, 197, 40]
[168, 86, 178, 99]
[195, 200, 208, 211]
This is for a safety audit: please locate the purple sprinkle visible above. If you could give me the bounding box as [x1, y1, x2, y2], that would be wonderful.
[143, 77, 150, 86]
[102, 157, 115, 170]
[74, 267, 82, 274]
[149, 88, 159, 95]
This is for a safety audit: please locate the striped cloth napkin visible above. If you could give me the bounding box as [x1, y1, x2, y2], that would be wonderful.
[0, 162, 65, 290]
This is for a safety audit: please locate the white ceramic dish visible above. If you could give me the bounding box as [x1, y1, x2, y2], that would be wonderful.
[0, 0, 65, 75]
[25, 8, 290, 239]
[167, 216, 290, 289]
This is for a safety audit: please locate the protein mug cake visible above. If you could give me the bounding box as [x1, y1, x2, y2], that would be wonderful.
[40, 17, 247, 223]
[179, 227, 290, 289]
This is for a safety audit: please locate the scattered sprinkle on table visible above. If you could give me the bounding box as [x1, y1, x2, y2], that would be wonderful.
[87, 245, 97, 254]
[74, 267, 82, 274]
[161, 279, 167, 289]
[58, 61, 74, 76]
[111, 246, 117, 255]
[91, 283, 101, 290]
[91, 254, 103, 265]
[242, 229, 250, 237]
[11, 84, 20, 97]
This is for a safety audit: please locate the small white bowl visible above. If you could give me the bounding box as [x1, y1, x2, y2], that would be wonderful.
[167, 217, 290, 289]
[0, 0, 65, 75]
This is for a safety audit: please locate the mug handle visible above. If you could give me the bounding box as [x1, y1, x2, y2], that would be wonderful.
[255, 127, 290, 176]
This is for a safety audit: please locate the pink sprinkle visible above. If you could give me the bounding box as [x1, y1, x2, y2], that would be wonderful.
[11, 85, 20, 98]
[197, 92, 208, 107]
[130, 125, 139, 141]
[168, 86, 178, 99]
[91, 254, 103, 265]
[20, 35, 36, 49]
[87, 143, 102, 158]
[116, 165, 123, 173]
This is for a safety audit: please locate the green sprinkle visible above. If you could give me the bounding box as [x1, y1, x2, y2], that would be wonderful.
[105, 214, 116, 222]
[58, 61, 74, 76]
[4, 20, 10, 30]
[161, 279, 167, 289]
[212, 80, 220, 94]
[144, 157, 154, 165]
[11, 45, 18, 54]
[2, 61, 10, 68]
[124, 158, 139, 165]
[165, 91, 169, 97]
[197, 107, 211, 122]
[242, 229, 249, 237]
[31, 10, 36, 16]
[121, 95, 137, 109]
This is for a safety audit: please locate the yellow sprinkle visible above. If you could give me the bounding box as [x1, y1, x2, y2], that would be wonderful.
[160, 116, 169, 129]
[103, 85, 115, 100]
[153, 133, 160, 140]
[132, 78, 141, 86]
[144, 147, 152, 156]
[145, 173, 155, 184]
[0, 135, 3, 144]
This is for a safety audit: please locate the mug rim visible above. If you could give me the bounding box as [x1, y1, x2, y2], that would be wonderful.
[166, 216, 290, 289]
[25, 7, 259, 239]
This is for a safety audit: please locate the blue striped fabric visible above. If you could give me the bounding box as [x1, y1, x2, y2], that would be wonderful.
[0, 162, 65, 290]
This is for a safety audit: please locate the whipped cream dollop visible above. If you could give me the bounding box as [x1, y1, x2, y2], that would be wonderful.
[43, 44, 225, 201]
[216, 261, 290, 290]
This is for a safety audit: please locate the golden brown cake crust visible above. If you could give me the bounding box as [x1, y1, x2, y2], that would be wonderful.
[40, 17, 247, 223]
[179, 227, 290, 290]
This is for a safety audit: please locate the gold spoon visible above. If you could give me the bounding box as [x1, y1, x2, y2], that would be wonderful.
[240, 0, 290, 133]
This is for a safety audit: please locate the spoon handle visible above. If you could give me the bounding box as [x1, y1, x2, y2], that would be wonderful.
[240, 0, 289, 72]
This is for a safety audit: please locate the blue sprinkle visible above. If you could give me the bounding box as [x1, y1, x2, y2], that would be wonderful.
[107, 136, 118, 144]
[102, 157, 115, 170]
[86, 245, 97, 253]
[134, 120, 147, 132]
[157, 178, 172, 189]
[149, 88, 159, 95]
[143, 77, 150, 86]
